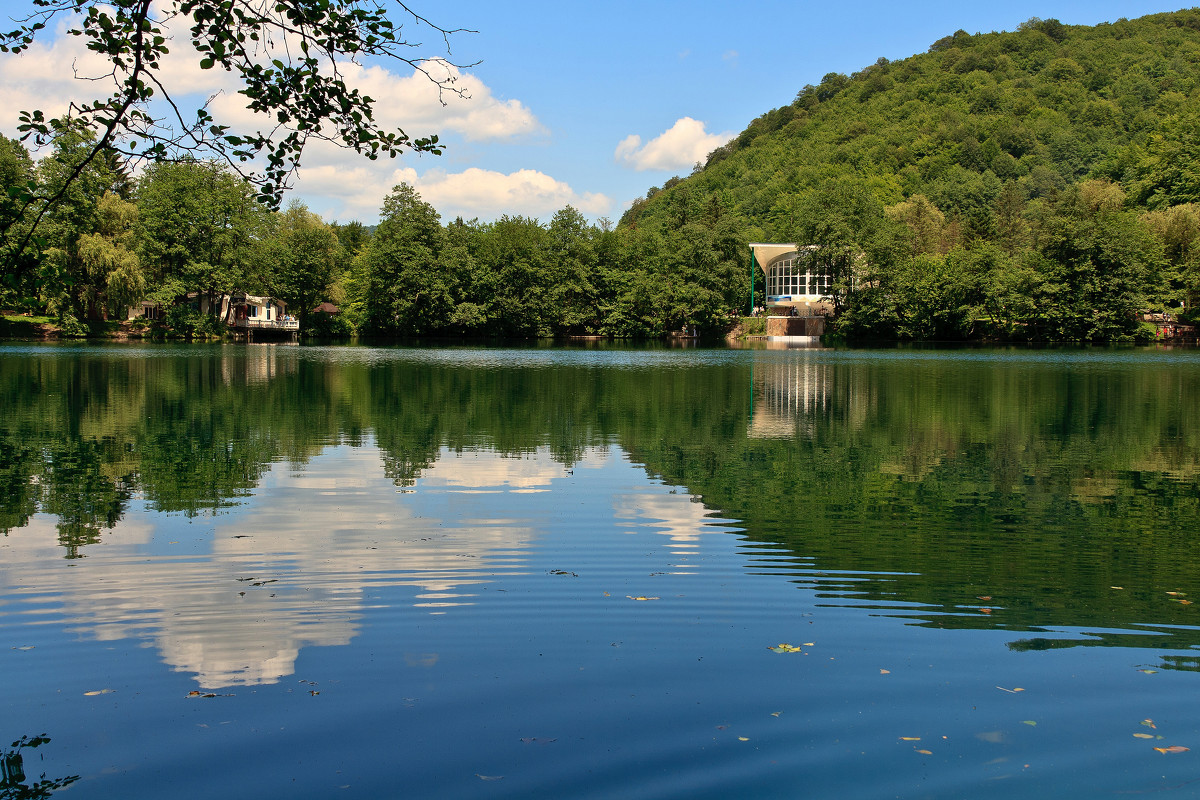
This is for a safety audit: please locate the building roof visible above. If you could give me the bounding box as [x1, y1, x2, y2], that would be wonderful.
[749, 243, 812, 271]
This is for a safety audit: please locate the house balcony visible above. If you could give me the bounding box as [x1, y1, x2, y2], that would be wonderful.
[230, 318, 299, 331]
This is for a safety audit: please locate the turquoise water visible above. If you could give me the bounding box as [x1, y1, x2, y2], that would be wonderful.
[2, 342, 1200, 798]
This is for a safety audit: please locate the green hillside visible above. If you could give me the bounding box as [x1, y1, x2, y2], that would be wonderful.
[622, 10, 1200, 341]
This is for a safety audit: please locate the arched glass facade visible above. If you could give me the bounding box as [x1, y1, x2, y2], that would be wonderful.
[766, 251, 832, 300]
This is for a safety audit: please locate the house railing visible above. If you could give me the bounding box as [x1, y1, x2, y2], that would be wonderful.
[230, 318, 299, 331]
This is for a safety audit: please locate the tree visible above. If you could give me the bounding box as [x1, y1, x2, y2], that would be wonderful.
[269, 201, 339, 328]
[0, 0, 467, 263]
[35, 122, 128, 327]
[135, 159, 265, 312]
[352, 183, 450, 336]
[0, 134, 37, 308]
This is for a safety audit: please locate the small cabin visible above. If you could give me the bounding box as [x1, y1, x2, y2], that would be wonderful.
[228, 294, 298, 331]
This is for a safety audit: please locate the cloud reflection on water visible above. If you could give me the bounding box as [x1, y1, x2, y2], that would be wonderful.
[0, 444, 587, 688]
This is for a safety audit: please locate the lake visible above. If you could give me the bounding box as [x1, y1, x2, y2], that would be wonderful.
[2, 341, 1200, 798]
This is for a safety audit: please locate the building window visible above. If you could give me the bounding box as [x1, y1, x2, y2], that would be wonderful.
[767, 251, 832, 299]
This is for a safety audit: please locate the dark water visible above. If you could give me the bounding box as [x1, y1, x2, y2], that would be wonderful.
[2, 342, 1200, 798]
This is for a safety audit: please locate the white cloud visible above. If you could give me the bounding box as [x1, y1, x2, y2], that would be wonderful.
[614, 117, 734, 172]
[293, 148, 610, 222]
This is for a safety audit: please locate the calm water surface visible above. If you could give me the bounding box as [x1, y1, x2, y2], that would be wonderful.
[2, 342, 1200, 798]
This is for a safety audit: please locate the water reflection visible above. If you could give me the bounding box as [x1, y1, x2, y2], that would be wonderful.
[0, 735, 78, 800]
[0, 444, 585, 688]
[3, 344, 1200, 673]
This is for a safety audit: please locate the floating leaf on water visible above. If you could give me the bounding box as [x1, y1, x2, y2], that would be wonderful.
[1141, 719, 1157, 729]
[1022, 720, 1037, 726]
[1134, 733, 1155, 739]
[84, 689, 113, 696]
[1154, 746, 1190, 754]
[768, 643, 804, 653]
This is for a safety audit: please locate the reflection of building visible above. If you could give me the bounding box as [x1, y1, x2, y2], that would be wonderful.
[748, 355, 867, 438]
[749, 244, 834, 340]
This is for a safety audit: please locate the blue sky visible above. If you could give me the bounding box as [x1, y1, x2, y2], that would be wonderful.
[0, 1, 1189, 224]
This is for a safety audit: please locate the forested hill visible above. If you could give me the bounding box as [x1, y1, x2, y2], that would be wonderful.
[620, 10, 1200, 341]
[626, 10, 1200, 235]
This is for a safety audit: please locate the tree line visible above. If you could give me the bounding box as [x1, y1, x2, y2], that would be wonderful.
[0, 126, 750, 340]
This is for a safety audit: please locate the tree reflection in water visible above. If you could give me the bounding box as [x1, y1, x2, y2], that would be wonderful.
[0, 736, 77, 800]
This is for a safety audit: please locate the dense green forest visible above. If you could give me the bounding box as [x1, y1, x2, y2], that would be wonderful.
[3, 10, 1200, 341]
